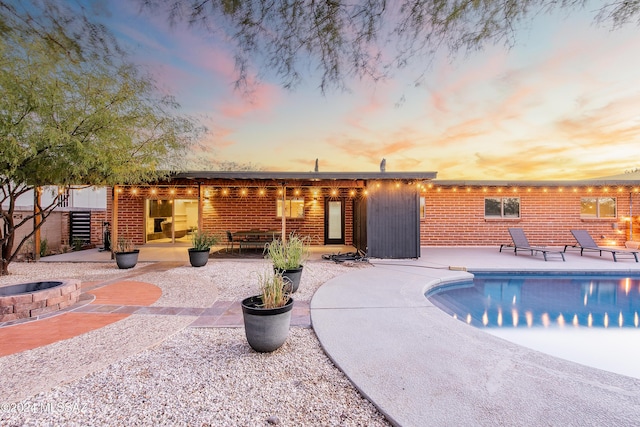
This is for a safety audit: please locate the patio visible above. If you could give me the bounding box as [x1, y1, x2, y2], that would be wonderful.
[2, 246, 640, 425]
[313, 246, 640, 426]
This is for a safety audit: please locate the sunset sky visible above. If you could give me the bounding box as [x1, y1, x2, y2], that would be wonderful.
[99, 1, 640, 180]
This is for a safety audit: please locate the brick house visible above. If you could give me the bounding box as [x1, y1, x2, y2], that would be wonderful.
[107, 170, 640, 258]
[419, 176, 640, 249]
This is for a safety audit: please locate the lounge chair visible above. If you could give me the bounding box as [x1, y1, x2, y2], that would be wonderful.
[500, 228, 565, 261]
[565, 229, 639, 262]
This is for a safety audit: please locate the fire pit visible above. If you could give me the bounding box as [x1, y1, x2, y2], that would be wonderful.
[0, 279, 81, 322]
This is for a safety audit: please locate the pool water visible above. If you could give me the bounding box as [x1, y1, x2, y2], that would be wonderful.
[428, 273, 640, 329]
[427, 273, 640, 378]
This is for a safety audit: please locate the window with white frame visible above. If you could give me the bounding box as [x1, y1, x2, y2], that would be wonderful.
[276, 198, 305, 218]
[580, 197, 616, 218]
[484, 197, 520, 218]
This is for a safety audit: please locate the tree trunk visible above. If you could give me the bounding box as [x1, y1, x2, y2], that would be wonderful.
[1, 238, 12, 276]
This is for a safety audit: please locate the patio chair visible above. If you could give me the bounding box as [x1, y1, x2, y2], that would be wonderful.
[565, 229, 639, 262]
[500, 228, 565, 261]
[225, 230, 235, 253]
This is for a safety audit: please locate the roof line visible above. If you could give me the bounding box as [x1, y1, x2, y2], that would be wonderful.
[173, 171, 438, 181]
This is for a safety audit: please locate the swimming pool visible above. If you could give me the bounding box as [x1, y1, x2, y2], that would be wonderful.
[427, 272, 640, 378]
[428, 272, 640, 329]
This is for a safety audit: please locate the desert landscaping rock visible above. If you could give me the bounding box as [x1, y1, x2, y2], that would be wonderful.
[0, 260, 388, 426]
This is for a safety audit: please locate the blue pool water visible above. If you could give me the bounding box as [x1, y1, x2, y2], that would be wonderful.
[428, 272, 640, 329]
[427, 272, 640, 378]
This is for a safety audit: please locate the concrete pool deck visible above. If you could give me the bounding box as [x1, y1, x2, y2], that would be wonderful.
[311, 247, 640, 426]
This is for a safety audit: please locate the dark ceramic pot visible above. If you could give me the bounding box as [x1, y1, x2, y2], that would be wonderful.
[274, 266, 303, 293]
[188, 248, 210, 267]
[241, 295, 294, 352]
[115, 249, 139, 269]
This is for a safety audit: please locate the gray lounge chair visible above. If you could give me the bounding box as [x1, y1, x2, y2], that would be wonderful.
[565, 229, 639, 262]
[500, 228, 565, 261]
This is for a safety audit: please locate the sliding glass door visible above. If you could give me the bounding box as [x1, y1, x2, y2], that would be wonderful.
[145, 199, 198, 243]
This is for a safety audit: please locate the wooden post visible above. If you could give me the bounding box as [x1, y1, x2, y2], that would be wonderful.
[281, 183, 286, 243]
[630, 191, 634, 242]
[111, 185, 119, 258]
[198, 182, 203, 232]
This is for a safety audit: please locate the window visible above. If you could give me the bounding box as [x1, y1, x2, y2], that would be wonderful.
[484, 197, 520, 218]
[581, 197, 616, 218]
[277, 198, 305, 218]
[420, 197, 426, 218]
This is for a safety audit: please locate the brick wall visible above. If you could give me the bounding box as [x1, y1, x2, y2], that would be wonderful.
[420, 185, 640, 247]
[106, 181, 640, 249]
[90, 210, 107, 247]
[9, 209, 104, 256]
[107, 181, 359, 246]
[201, 188, 354, 245]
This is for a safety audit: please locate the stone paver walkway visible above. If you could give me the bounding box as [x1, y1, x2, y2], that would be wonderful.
[0, 261, 311, 357]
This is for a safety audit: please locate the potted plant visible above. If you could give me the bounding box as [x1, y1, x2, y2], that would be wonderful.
[188, 230, 219, 267]
[241, 270, 293, 352]
[114, 236, 139, 269]
[264, 232, 309, 293]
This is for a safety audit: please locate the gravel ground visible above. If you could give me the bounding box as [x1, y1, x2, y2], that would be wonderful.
[0, 259, 390, 426]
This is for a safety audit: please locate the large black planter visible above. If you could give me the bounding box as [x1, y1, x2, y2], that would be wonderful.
[274, 266, 303, 293]
[241, 295, 294, 352]
[115, 249, 139, 269]
[188, 248, 211, 267]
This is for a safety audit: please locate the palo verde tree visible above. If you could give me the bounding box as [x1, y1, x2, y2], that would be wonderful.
[141, 0, 640, 93]
[0, 0, 202, 275]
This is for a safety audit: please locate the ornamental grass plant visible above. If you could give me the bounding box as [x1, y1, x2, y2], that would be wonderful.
[191, 231, 219, 250]
[258, 271, 291, 309]
[264, 232, 310, 270]
[116, 236, 135, 253]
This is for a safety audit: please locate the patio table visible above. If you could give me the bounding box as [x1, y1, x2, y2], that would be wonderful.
[233, 230, 281, 252]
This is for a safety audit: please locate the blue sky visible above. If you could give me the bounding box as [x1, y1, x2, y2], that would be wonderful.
[99, 1, 640, 180]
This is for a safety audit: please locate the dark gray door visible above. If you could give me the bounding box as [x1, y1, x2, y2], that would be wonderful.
[366, 184, 420, 258]
[353, 198, 367, 252]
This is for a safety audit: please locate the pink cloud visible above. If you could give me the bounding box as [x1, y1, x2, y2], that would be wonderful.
[216, 83, 282, 120]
